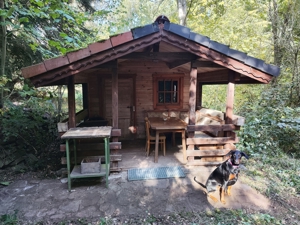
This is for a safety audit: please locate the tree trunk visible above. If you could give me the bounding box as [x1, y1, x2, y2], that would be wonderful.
[0, 0, 7, 108]
[177, 0, 187, 26]
[270, 0, 283, 67]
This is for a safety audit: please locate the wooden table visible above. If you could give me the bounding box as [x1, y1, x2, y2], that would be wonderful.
[61, 126, 112, 191]
[148, 117, 187, 163]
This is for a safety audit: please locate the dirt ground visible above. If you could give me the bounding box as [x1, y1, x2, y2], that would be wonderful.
[0, 139, 299, 224]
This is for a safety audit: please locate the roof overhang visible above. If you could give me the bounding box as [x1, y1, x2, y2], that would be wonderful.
[21, 20, 280, 87]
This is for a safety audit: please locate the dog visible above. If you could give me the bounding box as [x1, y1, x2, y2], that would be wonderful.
[194, 150, 249, 204]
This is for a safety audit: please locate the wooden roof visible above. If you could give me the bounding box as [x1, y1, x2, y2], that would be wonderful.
[21, 16, 280, 87]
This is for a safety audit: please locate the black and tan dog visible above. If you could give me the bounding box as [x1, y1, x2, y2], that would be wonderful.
[194, 150, 249, 204]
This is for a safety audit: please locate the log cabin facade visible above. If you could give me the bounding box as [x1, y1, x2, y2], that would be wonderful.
[21, 16, 280, 167]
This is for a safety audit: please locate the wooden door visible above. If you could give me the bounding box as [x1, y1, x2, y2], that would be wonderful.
[104, 77, 135, 140]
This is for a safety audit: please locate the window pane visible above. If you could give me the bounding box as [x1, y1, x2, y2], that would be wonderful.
[165, 81, 171, 91]
[173, 92, 177, 102]
[173, 81, 178, 91]
[165, 93, 171, 103]
[158, 81, 164, 91]
[158, 93, 164, 103]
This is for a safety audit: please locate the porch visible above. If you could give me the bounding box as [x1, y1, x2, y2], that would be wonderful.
[119, 137, 187, 171]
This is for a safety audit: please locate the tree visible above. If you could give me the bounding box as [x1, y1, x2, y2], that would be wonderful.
[177, 0, 187, 25]
[0, 0, 6, 108]
[0, 0, 114, 108]
[268, 0, 300, 105]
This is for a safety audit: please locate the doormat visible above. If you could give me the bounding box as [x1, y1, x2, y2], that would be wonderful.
[128, 166, 186, 181]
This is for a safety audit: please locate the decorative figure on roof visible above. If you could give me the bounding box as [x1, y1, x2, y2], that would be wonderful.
[155, 15, 170, 24]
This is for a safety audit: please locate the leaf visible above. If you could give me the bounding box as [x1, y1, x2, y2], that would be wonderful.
[7, 6, 15, 17]
[0, 181, 10, 186]
[19, 17, 29, 23]
[63, 13, 75, 21]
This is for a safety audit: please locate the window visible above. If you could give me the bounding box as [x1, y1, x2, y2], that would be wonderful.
[153, 74, 184, 109]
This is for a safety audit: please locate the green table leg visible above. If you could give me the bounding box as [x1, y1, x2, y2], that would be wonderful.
[104, 137, 110, 188]
[66, 139, 71, 192]
[73, 139, 77, 165]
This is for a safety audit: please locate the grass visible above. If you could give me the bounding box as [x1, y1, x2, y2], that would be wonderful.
[241, 154, 300, 207]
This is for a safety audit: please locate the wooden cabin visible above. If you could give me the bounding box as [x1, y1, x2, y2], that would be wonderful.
[21, 16, 280, 169]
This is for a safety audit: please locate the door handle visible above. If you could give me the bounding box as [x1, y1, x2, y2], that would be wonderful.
[127, 106, 135, 111]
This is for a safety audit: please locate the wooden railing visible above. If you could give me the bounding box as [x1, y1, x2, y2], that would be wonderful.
[186, 123, 240, 166]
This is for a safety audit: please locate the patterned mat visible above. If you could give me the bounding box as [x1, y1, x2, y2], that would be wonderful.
[128, 166, 186, 181]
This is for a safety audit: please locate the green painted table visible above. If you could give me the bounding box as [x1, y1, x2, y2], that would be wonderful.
[61, 126, 112, 191]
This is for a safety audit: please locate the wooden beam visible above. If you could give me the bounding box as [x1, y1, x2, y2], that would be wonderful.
[187, 124, 238, 132]
[111, 129, 121, 137]
[198, 70, 229, 82]
[186, 149, 231, 157]
[192, 60, 224, 68]
[82, 83, 88, 110]
[188, 66, 197, 138]
[120, 52, 197, 61]
[166, 59, 191, 69]
[189, 67, 197, 126]
[186, 136, 239, 145]
[197, 82, 202, 107]
[68, 76, 76, 128]
[112, 60, 118, 129]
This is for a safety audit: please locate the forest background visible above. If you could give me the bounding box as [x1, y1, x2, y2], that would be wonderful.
[0, 0, 299, 223]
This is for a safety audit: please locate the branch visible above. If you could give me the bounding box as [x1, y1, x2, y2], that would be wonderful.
[184, 0, 194, 26]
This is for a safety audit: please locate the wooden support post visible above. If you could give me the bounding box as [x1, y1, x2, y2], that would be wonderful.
[82, 83, 89, 110]
[188, 66, 197, 137]
[197, 82, 203, 107]
[111, 60, 119, 148]
[187, 65, 197, 163]
[68, 76, 76, 128]
[111, 60, 118, 129]
[225, 71, 235, 136]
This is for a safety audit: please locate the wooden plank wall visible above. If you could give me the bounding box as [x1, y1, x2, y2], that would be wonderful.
[134, 69, 190, 139]
[88, 75, 102, 118]
[104, 78, 132, 140]
[74, 61, 191, 139]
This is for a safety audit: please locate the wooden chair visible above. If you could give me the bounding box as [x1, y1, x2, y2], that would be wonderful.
[145, 117, 166, 157]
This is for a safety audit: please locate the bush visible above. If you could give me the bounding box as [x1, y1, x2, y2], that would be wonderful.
[0, 98, 60, 171]
[237, 86, 300, 157]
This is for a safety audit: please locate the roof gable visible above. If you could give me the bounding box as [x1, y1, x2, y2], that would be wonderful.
[21, 18, 280, 87]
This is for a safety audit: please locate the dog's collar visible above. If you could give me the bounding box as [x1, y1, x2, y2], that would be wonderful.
[228, 159, 239, 169]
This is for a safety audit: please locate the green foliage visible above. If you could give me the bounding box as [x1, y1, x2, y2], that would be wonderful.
[187, 0, 272, 62]
[0, 96, 60, 171]
[0, 211, 18, 225]
[245, 153, 300, 196]
[237, 85, 300, 157]
[202, 85, 227, 111]
[198, 209, 282, 225]
[0, 0, 117, 107]
[110, 0, 177, 34]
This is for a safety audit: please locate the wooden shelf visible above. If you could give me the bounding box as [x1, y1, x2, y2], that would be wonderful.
[70, 164, 108, 179]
